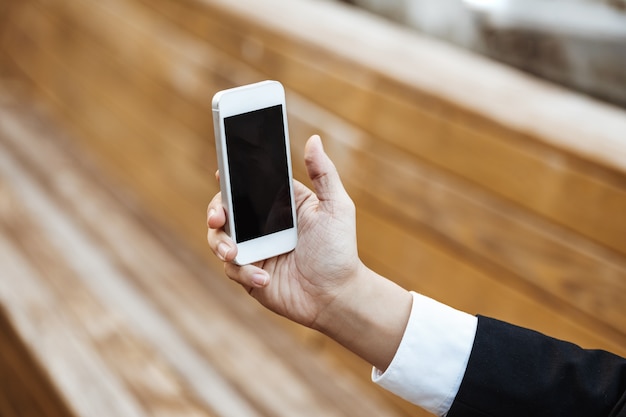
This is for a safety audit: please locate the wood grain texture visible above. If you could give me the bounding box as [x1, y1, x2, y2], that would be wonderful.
[142, 0, 626, 255]
[0, 305, 75, 417]
[0, 0, 625, 415]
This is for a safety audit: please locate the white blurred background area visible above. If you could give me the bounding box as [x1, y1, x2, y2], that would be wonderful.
[334, 0, 626, 108]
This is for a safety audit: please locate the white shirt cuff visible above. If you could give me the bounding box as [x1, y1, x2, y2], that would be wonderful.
[372, 292, 477, 416]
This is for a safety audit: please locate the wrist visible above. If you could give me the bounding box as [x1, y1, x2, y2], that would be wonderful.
[310, 261, 369, 333]
[312, 264, 413, 371]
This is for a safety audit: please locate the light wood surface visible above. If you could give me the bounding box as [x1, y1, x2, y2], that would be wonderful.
[0, 0, 625, 415]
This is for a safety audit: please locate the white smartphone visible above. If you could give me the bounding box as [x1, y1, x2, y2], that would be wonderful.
[212, 80, 297, 265]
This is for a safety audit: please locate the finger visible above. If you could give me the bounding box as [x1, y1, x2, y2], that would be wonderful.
[215, 170, 220, 182]
[206, 193, 236, 262]
[207, 227, 237, 262]
[304, 135, 351, 209]
[207, 193, 226, 229]
[224, 262, 270, 289]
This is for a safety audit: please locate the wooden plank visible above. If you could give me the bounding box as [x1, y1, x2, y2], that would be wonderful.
[2, 0, 225, 246]
[139, 0, 626, 256]
[0, 135, 248, 417]
[286, 96, 626, 343]
[1, 9, 212, 250]
[0, 180, 224, 417]
[0, 305, 74, 417]
[185, 0, 626, 174]
[138, 0, 626, 342]
[0, 112, 282, 417]
[357, 209, 626, 356]
[293, 153, 626, 356]
[0, 200, 148, 417]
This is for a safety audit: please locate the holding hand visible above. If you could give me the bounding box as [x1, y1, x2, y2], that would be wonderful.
[207, 135, 362, 327]
[207, 134, 411, 371]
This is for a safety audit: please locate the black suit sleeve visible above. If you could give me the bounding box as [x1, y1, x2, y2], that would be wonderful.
[447, 316, 626, 417]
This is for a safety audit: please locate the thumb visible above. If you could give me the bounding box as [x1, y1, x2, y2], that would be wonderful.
[304, 135, 350, 208]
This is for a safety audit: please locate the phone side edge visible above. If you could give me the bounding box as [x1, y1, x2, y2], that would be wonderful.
[212, 107, 235, 240]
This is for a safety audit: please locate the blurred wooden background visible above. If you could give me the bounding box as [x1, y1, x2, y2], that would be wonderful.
[0, 0, 625, 416]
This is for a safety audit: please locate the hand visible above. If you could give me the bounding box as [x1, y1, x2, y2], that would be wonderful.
[207, 135, 363, 329]
[207, 134, 412, 371]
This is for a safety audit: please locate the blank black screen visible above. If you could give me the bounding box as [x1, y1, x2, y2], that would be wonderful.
[224, 105, 293, 243]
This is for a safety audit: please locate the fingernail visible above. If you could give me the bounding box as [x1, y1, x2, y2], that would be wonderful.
[217, 243, 231, 261]
[251, 272, 268, 287]
[207, 209, 216, 225]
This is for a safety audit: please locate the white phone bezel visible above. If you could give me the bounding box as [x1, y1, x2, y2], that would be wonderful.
[212, 80, 297, 265]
